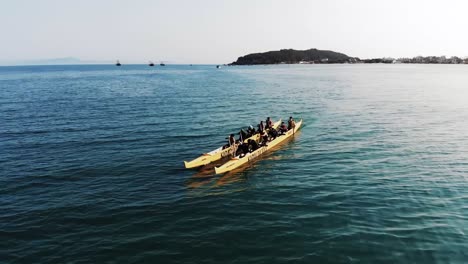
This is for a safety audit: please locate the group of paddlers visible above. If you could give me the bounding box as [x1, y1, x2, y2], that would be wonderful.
[223, 116, 297, 157]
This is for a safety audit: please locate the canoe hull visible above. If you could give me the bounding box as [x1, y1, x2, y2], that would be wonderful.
[214, 119, 302, 174]
[184, 147, 236, 169]
[184, 119, 281, 169]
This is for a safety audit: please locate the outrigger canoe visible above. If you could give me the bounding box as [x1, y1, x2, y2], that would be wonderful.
[184, 120, 281, 169]
[214, 119, 302, 174]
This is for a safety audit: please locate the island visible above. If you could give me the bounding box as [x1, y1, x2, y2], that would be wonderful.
[230, 48, 354, 65]
[229, 48, 468, 65]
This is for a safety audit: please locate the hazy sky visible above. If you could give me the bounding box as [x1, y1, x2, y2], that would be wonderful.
[1, 0, 467, 64]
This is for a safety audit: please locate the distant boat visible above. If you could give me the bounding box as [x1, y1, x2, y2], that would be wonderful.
[116, 60, 121, 66]
[216, 65, 221, 68]
[160, 62, 166, 66]
[149, 61, 155, 66]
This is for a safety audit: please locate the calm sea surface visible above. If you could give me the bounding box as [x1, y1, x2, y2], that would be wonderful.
[1, 64, 468, 263]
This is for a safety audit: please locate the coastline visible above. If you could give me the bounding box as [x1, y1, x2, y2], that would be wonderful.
[229, 48, 468, 66]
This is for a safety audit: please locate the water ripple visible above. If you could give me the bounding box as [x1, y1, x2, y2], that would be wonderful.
[2, 64, 468, 263]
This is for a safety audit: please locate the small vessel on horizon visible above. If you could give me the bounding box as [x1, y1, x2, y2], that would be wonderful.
[116, 60, 121, 66]
[149, 61, 155, 66]
[160, 62, 166, 66]
[216, 65, 221, 68]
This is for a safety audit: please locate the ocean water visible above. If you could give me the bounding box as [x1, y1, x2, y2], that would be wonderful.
[1, 64, 468, 263]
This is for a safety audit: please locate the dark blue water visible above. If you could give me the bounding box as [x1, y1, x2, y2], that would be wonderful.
[1, 64, 468, 263]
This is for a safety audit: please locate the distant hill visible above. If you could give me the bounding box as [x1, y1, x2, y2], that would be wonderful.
[21, 57, 83, 65]
[230, 48, 353, 65]
[0, 57, 112, 66]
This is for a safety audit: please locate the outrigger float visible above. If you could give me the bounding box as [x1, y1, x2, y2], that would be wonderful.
[214, 119, 302, 174]
[184, 120, 281, 169]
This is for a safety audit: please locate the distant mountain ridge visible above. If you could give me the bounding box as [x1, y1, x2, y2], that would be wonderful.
[21, 57, 83, 65]
[230, 48, 353, 65]
[0, 57, 91, 66]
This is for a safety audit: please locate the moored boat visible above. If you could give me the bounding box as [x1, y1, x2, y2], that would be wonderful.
[184, 120, 281, 169]
[214, 119, 302, 174]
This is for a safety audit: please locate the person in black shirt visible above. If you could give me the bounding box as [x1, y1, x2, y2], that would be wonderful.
[258, 121, 265, 133]
[279, 122, 288, 135]
[265, 117, 273, 129]
[269, 128, 278, 140]
[248, 139, 259, 152]
[223, 134, 236, 149]
[246, 125, 256, 137]
[288, 116, 296, 130]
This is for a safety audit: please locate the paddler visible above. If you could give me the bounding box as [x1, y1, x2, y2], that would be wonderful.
[247, 125, 256, 137]
[236, 141, 249, 157]
[257, 121, 265, 133]
[223, 134, 236, 149]
[260, 130, 269, 146]
[279, 122, 288, 135]
[288, 116, 296, 130]
[248, 139, 259, 152]
[238, 129, 247, 141]
[265, 117, 273, 129]
[269, 127, 278, 140]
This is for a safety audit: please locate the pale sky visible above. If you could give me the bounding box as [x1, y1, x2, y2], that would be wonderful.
[1, 0, 467, 64]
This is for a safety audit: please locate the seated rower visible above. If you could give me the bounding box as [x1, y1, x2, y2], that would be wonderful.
[248, 139, 259, 152]
[246, 125, 256, 137]
[223, 134, 236, 149]
[236, 141, 249, 157]
[260, 130, 269, 146]
[268, 128, 278, 140]
[279, 122, 288, 135]
[288, 116, 296, 130]
[257, 121, 265, 133]
[265, 117, 273, 130]
[238, 129, 248, 141]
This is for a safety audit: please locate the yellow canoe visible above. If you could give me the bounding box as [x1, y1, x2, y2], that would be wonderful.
[184, 119, 281, 169]
[214, 119, 302, 174]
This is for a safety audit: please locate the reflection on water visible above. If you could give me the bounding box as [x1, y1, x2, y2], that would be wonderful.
[186, 177, 214, 189]
[186, 166, 216, 189]
[216, 170, 247, 186]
